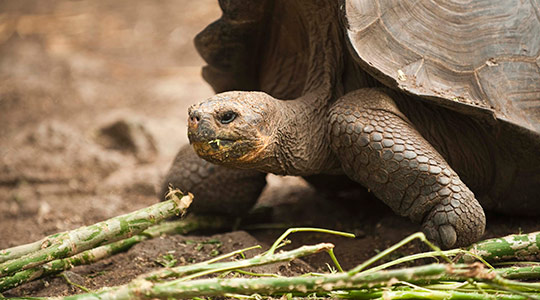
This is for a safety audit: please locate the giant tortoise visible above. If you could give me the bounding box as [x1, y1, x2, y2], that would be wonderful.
[162, 0, 540, 248]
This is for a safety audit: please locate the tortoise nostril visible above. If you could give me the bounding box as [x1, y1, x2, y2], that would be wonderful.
[189, 111, 201, 124]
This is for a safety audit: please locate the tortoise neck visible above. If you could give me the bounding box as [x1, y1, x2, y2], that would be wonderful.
[254, 96, 339, 176]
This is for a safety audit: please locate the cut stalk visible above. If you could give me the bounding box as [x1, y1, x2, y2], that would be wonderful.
[0, 191, 192, 278]
[496, 265, 540, 280]
[0, 215, 225, 292]
[0, 238, 59, 264]
[331, 289, 536, 300]
[460, 232, 540, 263]
[51, 243, 334, 300]
[357, 232, 540, 276]
[49, 263, 540, 299]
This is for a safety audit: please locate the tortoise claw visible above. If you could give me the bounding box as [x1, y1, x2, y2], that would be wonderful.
[422, 194, 485, 249]
[439, 225, 458, 248]
[422, 220, 457, 249]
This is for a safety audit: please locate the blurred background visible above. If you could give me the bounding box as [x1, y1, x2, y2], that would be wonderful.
[3, 4, 538, 297]
[0, 0, 222, 246]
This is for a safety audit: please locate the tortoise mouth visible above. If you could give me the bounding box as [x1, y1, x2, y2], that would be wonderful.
[192, 137, 236, 150]
[187, 122, 250, 163]
[187, 127, 238, 148]
[190, 137, 258, 165]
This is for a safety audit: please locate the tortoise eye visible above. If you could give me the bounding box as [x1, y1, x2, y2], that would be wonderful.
[219, 111, 237, 124]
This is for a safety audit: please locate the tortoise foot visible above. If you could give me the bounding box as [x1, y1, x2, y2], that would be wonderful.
[422, 186, 486, 248]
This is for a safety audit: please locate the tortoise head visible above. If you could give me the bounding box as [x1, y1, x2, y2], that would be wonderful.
[187, 91, 277, 167]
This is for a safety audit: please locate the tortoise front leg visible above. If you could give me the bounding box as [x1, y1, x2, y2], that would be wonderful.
[161, 144, 267, 216]
[328, 89, 485, 248]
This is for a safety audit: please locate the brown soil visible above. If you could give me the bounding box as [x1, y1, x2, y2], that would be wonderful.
[1, 1, 539, 298]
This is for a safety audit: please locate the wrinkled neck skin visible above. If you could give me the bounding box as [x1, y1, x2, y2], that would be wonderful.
[269, 93, 340, 176]
[239, 91, 340, 176]
[238, 92, 337, 176]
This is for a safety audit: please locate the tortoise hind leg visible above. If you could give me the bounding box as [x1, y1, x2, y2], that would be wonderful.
[161, 144, 267, 216]
[328, 88, 485, 248]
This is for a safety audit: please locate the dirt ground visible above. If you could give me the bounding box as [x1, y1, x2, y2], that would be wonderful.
[1, 1, 539, 298]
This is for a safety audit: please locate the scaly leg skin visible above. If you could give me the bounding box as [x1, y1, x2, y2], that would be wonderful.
[328, 89, 485, 248]
[160, 144, 267, 216]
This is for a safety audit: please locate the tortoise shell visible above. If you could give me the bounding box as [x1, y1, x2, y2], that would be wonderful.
[345, 0, 540, 133]
[195, 0, 540, 134]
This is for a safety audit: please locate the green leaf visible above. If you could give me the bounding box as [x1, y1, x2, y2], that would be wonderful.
[155, 254, 178, 268]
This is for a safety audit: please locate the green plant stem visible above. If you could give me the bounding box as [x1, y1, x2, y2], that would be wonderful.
[232, 269, 280, 278]
[348, 232, 448, 276]
[59, 273, 90, 293]
[359, 248, 495, 276]
[0, 239, 57, 264]
[5, 228, 540, 299]
[0, 235, 144, 293]
[145, 243, 333, 281]
[52, 243, 334, 299]
[495, 265, 540, 280]
[360, 249, 461, 274]
[0, 192, 192, 278]
[461, 231, 540, 263]
[0, 216, 225, 292]
[354, 232, 540, 277]
[327, 248, 344, 272]
[47, 263, 540, 300]
[265, 228, 355, 256]
[331, 289, 536, 299]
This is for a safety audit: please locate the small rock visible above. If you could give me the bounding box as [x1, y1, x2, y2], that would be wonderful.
[96, 119, 158, 163]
